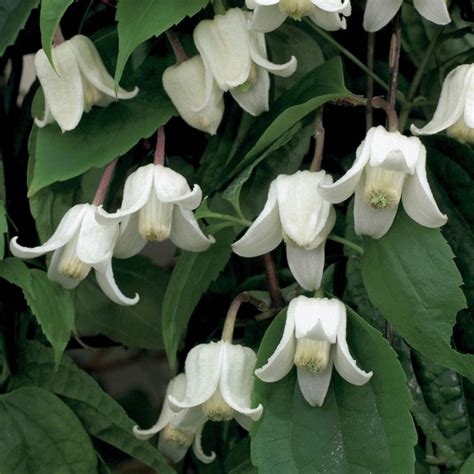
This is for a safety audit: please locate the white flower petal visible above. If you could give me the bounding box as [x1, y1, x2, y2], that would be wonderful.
[233, 412, 254, 431]
[411, 65, 472, 136]
[296, 362, 333, 407]
[354, 177, 399, 239]
[249, 4, 288, 33]
[10, 204, 89, 258]
[309, 205, 336, 249]
[369, 126, 419, 175]
[34, 99, 55, 128]
[363, 0, 402, 32]
[192, 425, 216, 464]
[311, 0, 350, 12]
[230, 63, 270, 116]
[255, 300, 296, 382]
[465, 78, 474, 128]
[68, 35, 138, 100]
[76, 206, 119, 265]
[318, 129, 373, 203]
[194, 8, 252, 91]
[162, 55, 224, 135]
[220, 342, 263, 420]
[277, 171, 332, 247]
[293, 296, 343, 343]
[334, 308, 373, 385]
[154, 166, 202, 210]
[248, 28, 297, 78]
[308, 7, 347, 31]
[158, 435, 189, 464]
[286, 243, 326, 291]
[94, 258, 139, 306]
[169, 342, 223, 411]
[402, 146, 447, 228]
[232, 180, 282, 257]
[47, 248, 81, 290]
[113, 214, 147, 259]
[254, 0, 280, 5]
[170, 207, 215, 252]
[133, 374, 187, 440]
[96, 164, 155, 224]
[34, 43, 84, 132]
[413, 0, 451, 25]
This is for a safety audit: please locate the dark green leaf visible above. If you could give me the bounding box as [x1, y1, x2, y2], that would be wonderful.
[74, 256, 169, 349]
[461, 454, 474, 474]
[0, 258, 74, 366]
[114, 0, 209, 87]
[0, 386, 97, 473]
[0, 200, 7, 259]
[162, 229, 235, 366]
[39, 0, 73, 66]
[224, 438, 257, 474]
[29, 34, 176, 195]
[251, 307, 416, 473]
[0, 0, 39, 55]
[362, 211, 474, 381]
[10, 341, 176, 474]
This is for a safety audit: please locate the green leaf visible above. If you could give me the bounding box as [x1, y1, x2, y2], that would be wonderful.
[0, 0, 39, 55]
[361, 211, 474, 381]
[461, 454, 474, 474]
[224, 438, 257, 474]
[114, 0, 209, 87]
[10, 341, 176, 474]
[29, 33, 176, 195]
[251, 307, 416, 473]
[0, 386, 97, 473]
[39, 0, 73, 66]
[0, 200, 7, 259]
[206, 57, 350, 191]
[162, 229, 235, 367]
[0, 258, 74, 366]
[74, 256, 169, 349]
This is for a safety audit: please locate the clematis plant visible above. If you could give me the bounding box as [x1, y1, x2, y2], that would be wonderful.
[10, 203, 138, 305]
[363, 0, 451, 32]
[34, 34, 138, 132]
[256, 296, 372, 406]
[246, 0, 352, 32]
[97, 129, 214, 255]
[193, 7, 297, 116]
[411, 64, 474, 144]
[318, 126, 447, 239]
[168, 340, 263, 431]
[133, 374, 215, 464]
[233, 170, 335, 291]
[162, 55, 225, 135]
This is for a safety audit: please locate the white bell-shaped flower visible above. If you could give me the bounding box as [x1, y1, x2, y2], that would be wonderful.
[318, 126, 447, 239]
[256, 296, 372, 406]
[233, 170, 336, 291]
[411, 64, 474, 144]
[168, 341, 263, 431]
[246, 0, 351, 33]
[34, 35, 138, 132]
[363, 0, 450, 32]
[193, 8, 297, 116]
[133, 374, 216, 464]
[96, 164, 215, 256]
[10, 204, 138, 305]
[162, 55, 225, 135]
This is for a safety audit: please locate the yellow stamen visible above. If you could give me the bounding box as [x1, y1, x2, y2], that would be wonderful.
[294, 338, 331, 374]
[202, 388, 234, 422]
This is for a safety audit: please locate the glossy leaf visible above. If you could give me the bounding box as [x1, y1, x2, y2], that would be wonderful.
[0, 0, 39, 55]
[39, 0, 73, 66]
[10, 341, 175, 474]
[114, 0, 209, 87]
[162, 229, 235, 367]
[0, 386, 97, 473]
[362, 211, 473, 381]
[0, 258, 74, 366]
[74, 256, 169, 349]
[251, 307, 416, 473]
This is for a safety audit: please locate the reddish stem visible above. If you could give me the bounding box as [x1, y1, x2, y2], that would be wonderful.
[93, 159, 118, 206]
[154, 127, 166, 165]
[165, 30, 187, 64]
[53, 26, 65, 46]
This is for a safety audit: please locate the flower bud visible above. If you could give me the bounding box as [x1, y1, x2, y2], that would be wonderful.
[162, 55, 224, 135]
